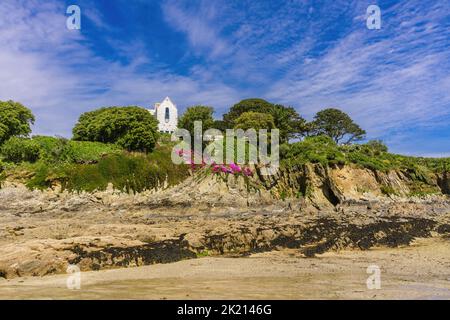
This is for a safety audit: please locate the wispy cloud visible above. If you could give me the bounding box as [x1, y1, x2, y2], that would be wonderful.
[0, 0, 449, 156]
[161, 0, 232, 59]
[161, 0, 450, 155]
[0, 0, 241, 136]
[264, 1, 450, 153]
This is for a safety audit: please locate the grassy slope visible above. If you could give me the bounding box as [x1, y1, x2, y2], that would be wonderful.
[282, 136, 449, 173]
[1, 135, 449, 194]
[0, 136, 189, 193]
[280, 137, 450, 197]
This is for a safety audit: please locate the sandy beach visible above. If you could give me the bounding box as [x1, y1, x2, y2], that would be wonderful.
[1, 237, 449, 300]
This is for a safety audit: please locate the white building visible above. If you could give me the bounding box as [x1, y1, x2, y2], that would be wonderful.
[148, 97, 178, 133]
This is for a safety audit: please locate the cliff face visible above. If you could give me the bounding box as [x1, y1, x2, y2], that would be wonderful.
[140, 163, 450, 214]
[259, 163, 449, 203]
[1, 164, 449, 279]
[1, 163, 448, 215]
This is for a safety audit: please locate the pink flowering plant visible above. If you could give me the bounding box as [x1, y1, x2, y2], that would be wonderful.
[174, 148, 253, 177]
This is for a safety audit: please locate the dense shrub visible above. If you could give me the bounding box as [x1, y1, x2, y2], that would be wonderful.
[69, 140, 121, 164]
[281, 136, 450, 178]
[26, 145, 189, 192]
[63, 154, 161, 192]
[25, 136, 121, 164]
[32, 136, 74, 163]
[26, 163, 53, 190]
[364, 140, 389, 155]
[1, 135, 122, 166]
[283, 136, 346, 166]
[72, 106, 159, 152]
[0, 137, 40, 163]
[0, 159, 5, 181]
[345, 151, 391, 171]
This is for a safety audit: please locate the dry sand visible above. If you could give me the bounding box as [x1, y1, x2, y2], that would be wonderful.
[0, 237, 449, 300]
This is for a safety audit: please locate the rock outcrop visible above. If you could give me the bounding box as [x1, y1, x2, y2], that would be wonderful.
[139, 163, 450, 214]
[1, 211, 449, 279]
[0, 164, 449, 279]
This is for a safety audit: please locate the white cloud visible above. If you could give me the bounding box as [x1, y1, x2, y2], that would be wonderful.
[161, 0, 233, 59]
[0, 0, 241, 136]
[1, 0, 449, 156]
[264, 1, 450, 155]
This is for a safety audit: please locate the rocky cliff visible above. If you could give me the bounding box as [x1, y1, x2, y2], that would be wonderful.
[0, 164, 449, 279]
[139, 163, 450, 214]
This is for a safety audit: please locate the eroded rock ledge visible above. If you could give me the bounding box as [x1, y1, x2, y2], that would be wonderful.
[0, 164, 449, 279]
[0, 215, 450, 278]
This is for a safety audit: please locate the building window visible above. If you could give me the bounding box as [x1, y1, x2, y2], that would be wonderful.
[165, 107, 170, 123]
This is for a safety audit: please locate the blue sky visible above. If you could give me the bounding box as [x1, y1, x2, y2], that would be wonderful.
[0, 0, 449, 156]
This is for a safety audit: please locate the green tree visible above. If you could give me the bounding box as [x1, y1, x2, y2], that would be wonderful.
[223, 99, 306, 142]
[212, 120, 228, 132]
[223, 98, 273, 125]
[72, 106, 159, 152]
[0, 100, 35, 145]
[270, 104, 306, 142]
[234, 112, 275, 131]
[178, 106, 215, 136]
[309, 108, 366, 144]
[0, 137, 40, 163]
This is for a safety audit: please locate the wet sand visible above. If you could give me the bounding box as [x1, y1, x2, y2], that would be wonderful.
[0, 237, 449, 300]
